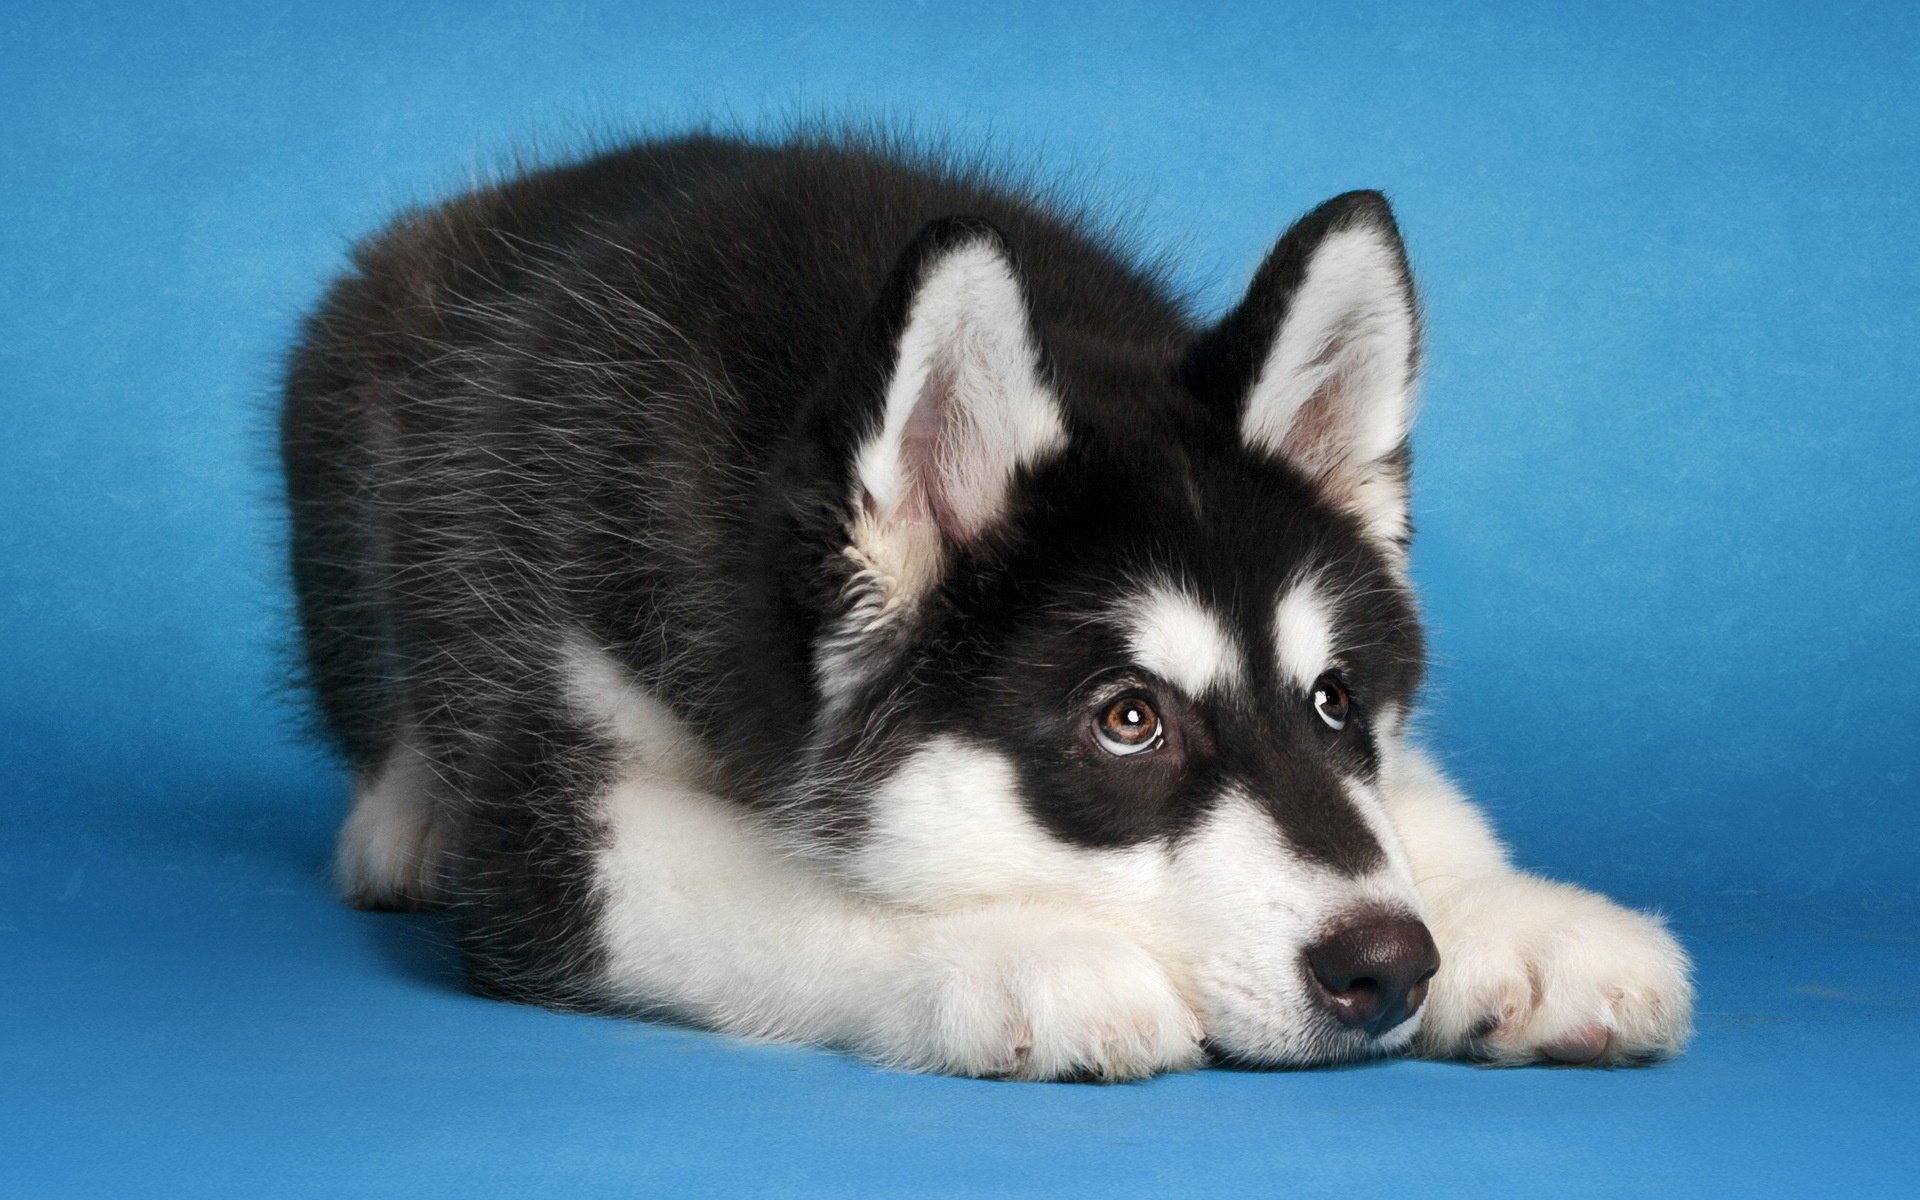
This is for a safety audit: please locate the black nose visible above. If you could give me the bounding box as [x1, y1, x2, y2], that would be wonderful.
[1304, 914, 1441, 1036]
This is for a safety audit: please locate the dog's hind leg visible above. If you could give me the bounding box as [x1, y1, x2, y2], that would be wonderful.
[335, 730, 452, 911]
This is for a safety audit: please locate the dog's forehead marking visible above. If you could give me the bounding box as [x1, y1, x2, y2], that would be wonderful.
[1273, 573, 1337, 689]
[1126, 585, 1243, 696]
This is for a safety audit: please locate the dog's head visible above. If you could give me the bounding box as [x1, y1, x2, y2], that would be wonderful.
[796, 193, 1435, 1065]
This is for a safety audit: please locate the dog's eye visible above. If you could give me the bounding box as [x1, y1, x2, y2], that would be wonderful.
[1312, 673, 1350, 730]
[1094, 695, 1162, 756]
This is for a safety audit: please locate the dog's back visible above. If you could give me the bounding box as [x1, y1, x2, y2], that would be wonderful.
[283, 133, 1186, 783]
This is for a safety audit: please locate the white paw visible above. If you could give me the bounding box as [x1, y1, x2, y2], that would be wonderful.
[865, 906, 1204, 1081]
[336, 740, 449, 911]
[1415, 873, 1693, 1066]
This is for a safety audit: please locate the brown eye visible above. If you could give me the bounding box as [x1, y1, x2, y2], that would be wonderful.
[1095, 694, 1162, 756]
[1313, 673, 1350, 730]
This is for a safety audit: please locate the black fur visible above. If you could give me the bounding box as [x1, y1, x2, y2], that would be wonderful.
[281, 130, 1424, 1007]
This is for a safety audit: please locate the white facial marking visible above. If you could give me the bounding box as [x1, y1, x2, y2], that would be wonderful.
[850, 736, 1166, 915]
[580, 697, 1436, 1074]
[1171, 790, 1424, 1062]
[1339, 774, 1426, 905]
[1273, 574, 1336, 689]
[1127, 586, 1243, 697]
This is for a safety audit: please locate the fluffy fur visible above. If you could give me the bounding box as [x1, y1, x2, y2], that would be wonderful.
[281, 130, 1691, 1078]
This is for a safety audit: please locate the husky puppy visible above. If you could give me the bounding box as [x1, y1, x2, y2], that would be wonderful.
[281, 132, 1692, 1079]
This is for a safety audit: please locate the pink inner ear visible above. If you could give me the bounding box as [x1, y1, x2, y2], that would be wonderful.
[894, 361, 971, 545]
[1281, 362, 1362, 477]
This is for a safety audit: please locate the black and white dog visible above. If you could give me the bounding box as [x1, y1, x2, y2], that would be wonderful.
[282, 132, 1691, 1078]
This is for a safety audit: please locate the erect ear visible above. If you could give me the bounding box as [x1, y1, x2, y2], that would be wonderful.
[1182, 191, 1420, 547]
[846, 217, 1068, 593]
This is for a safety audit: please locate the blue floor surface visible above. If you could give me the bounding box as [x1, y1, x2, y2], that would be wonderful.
[5, 798, 1916, 1198]
[5, 2, 1918, 1196]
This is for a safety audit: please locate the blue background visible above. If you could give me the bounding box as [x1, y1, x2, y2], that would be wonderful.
[4, 2, 1916, 1195]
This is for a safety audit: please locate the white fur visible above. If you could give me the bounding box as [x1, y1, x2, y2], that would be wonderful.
[576, 679, 1429, 1074]
[550, 644, 1691, 1077]
[1273, 573, 1337, 689]
[1126, 586, 1244, 698]
[1376, 737, 1695, 1064]
[560, 636, 710, 782]
[847, 736, 1168, 914]
[853, 238, 1066, 552]
[335, 733, 447, 910]
[589, 722, 1201, 1079]
[590, 736, 1407, 1076]
[1241, 222, 1415, 544]
[860, 903, 1204, 1081]
[1171, 791, 1426, 1063]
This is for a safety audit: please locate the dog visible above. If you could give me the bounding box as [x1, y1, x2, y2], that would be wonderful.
[281, 131, 1693, 1079]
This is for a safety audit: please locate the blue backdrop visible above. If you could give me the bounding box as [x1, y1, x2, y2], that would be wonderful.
[4, 2, 1916, 1196]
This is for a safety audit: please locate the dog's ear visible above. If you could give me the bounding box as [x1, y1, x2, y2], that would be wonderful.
[843, 217, 1067, 592]
[1182, 192, 1419, 547]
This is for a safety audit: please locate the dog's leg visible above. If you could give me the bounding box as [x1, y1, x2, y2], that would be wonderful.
[1380, 741, 1694, 1065]
[593, 766, 1203, 1080]
[336, 731, 451, 911]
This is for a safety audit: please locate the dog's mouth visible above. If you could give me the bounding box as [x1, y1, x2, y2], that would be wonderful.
[1198, 1028, 1401, 1072]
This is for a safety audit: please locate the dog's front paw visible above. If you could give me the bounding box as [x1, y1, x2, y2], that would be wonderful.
[865, 905, 1203, 1081]
[1415, 873, 1693, 1066]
